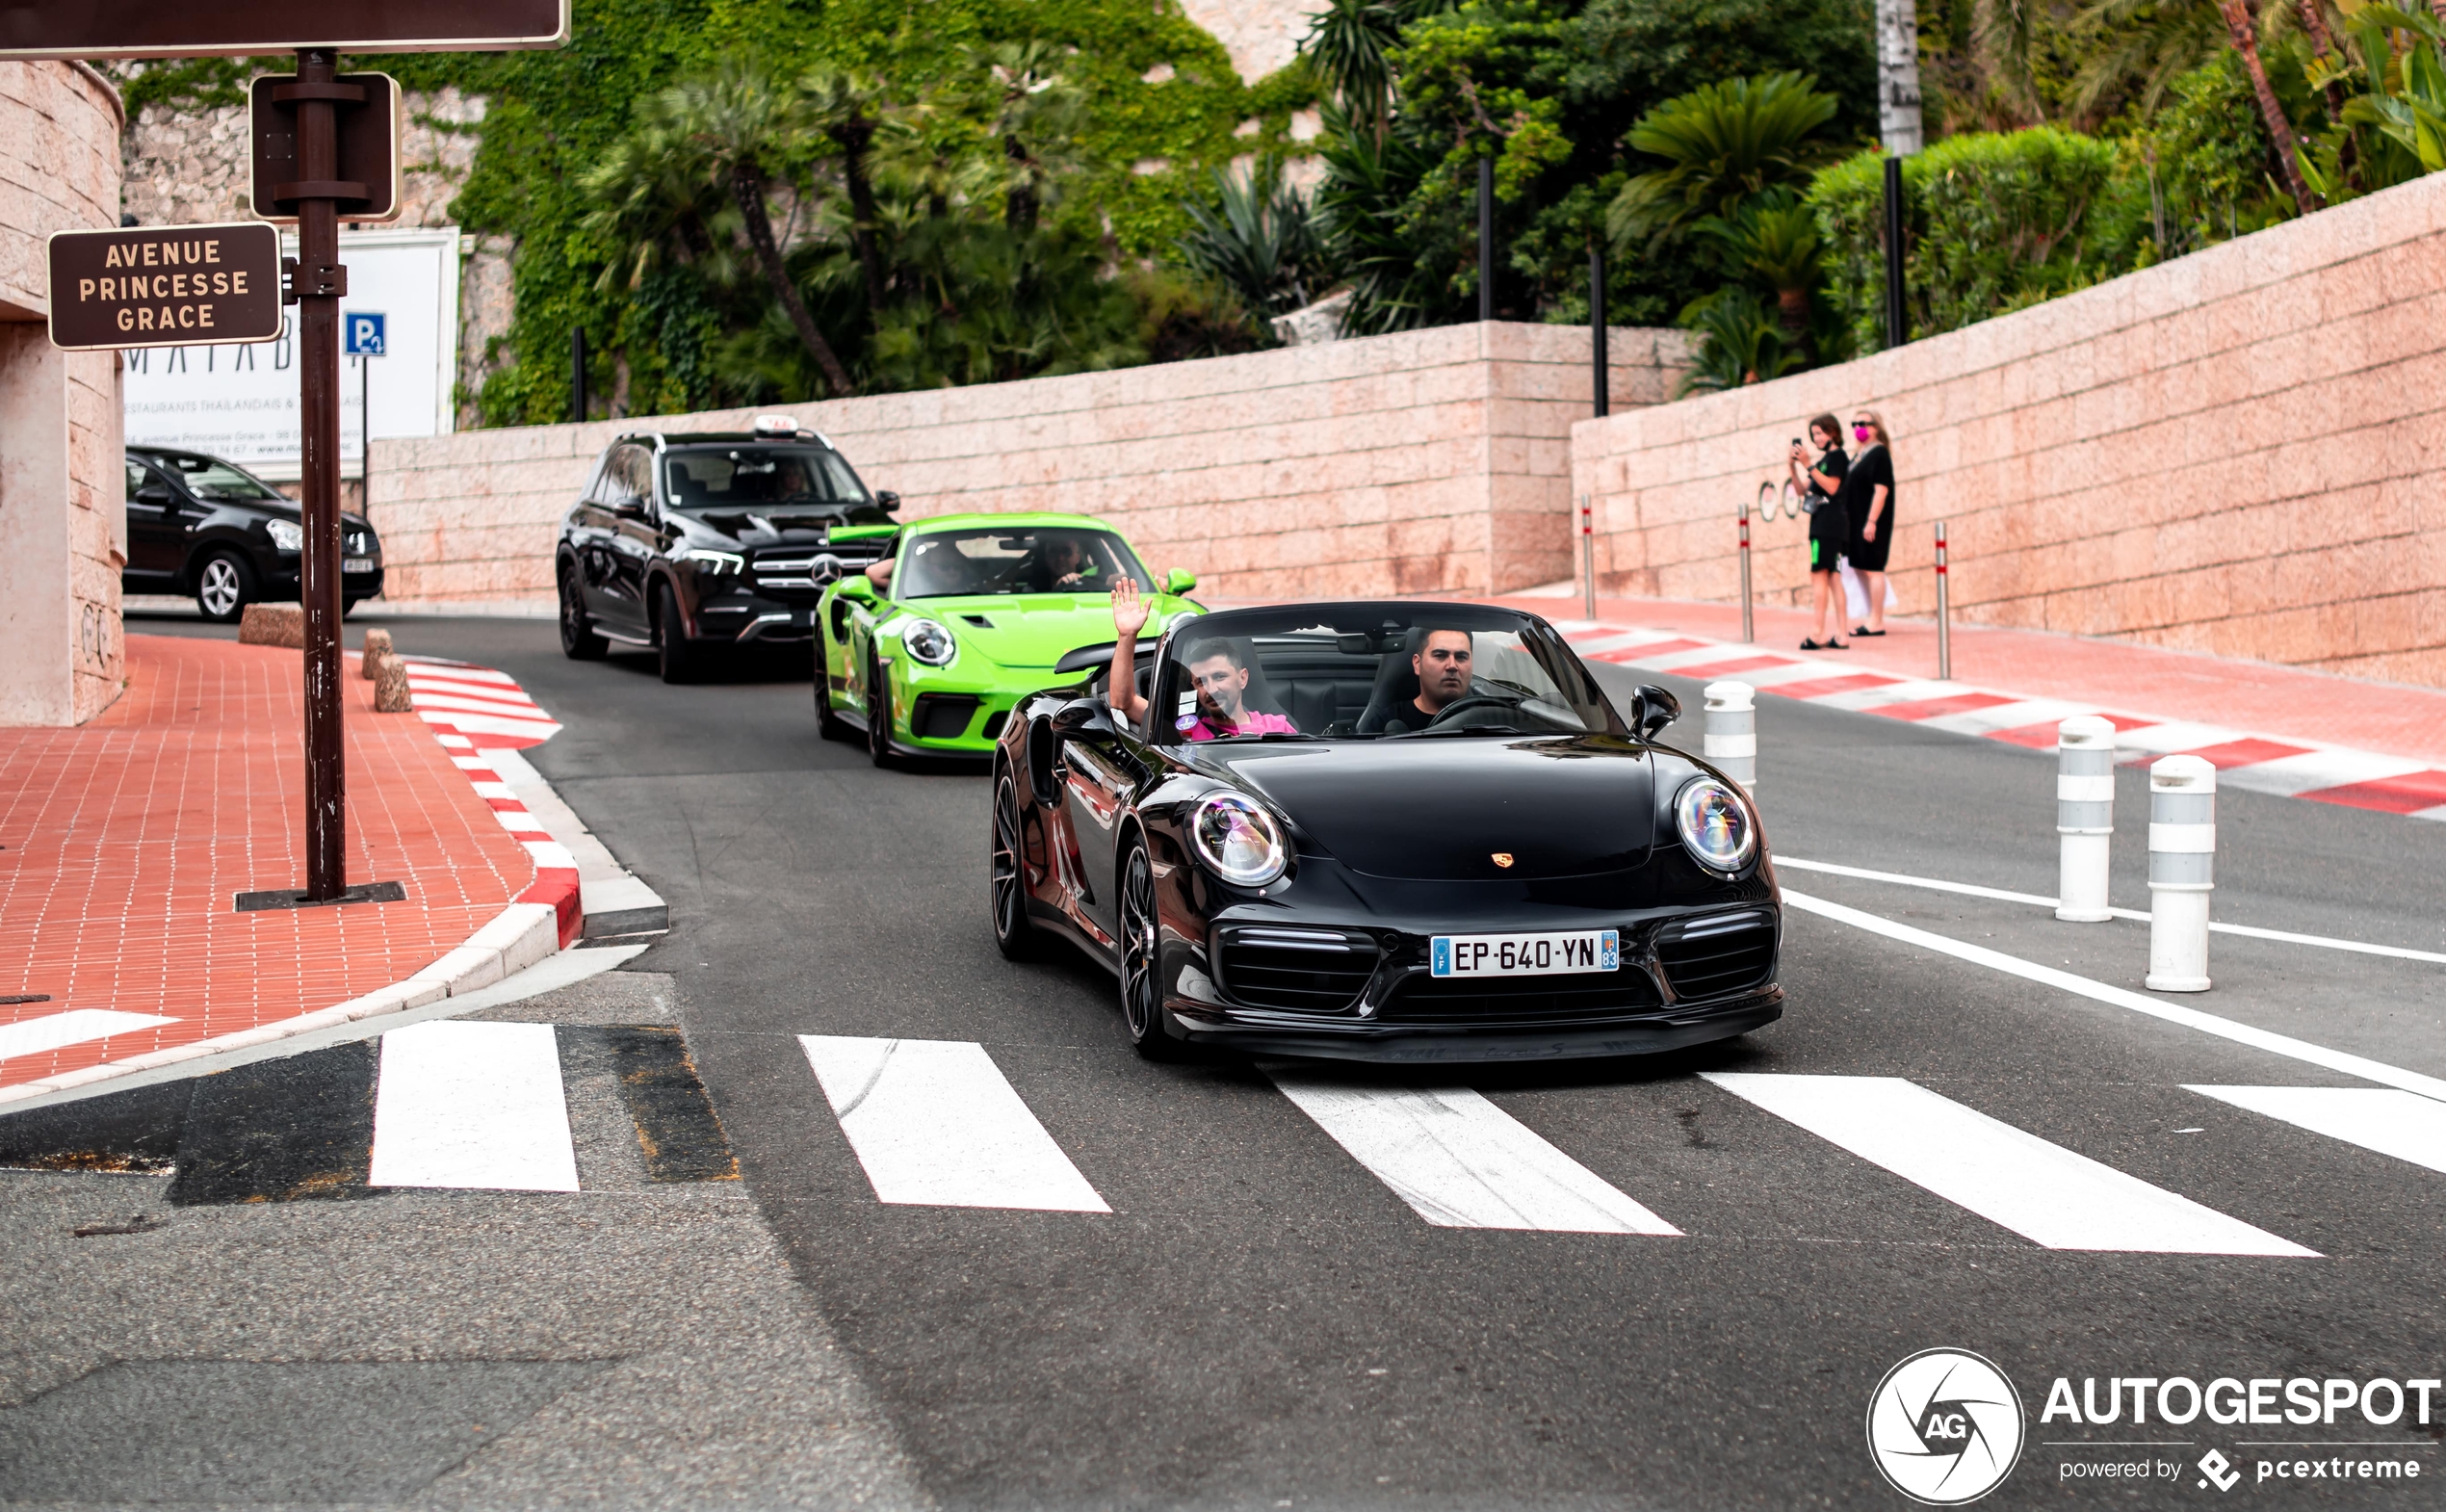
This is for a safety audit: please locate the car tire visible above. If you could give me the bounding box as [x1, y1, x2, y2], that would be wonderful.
[1119, 838, 1193, 1061]
[865, 653, 894, 768]
[655, 582, 698, 685]
[559, 568, 608, 661]
[990, 769, 1038, 959]
[816, 663, 854, 741]
[194, 551, 256, 624]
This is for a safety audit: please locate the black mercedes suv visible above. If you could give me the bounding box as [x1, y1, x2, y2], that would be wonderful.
[123, 446, 384, 623]
[557, 417, 898, 682]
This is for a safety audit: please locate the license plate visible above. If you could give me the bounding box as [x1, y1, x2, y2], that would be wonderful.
[1430, 929, 1619, 978]
[343, 557, 376, 572]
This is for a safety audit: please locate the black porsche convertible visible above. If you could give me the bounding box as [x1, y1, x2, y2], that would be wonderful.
[989, 602, 1782, 1062]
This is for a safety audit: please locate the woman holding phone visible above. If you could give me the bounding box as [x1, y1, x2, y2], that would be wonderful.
[1788, 412, 1849, 650]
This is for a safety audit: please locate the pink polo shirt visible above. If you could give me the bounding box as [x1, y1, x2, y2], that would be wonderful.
[1179, 709, 1299, 741]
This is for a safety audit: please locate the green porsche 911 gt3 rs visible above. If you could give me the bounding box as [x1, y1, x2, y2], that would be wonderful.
[816, 512, 1202, 762]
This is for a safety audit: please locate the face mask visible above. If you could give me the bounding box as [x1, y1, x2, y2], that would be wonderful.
[1853, 426, 1873, 440]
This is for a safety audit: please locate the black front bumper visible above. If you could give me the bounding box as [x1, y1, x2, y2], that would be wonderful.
[1170, 990, 1782, 1063]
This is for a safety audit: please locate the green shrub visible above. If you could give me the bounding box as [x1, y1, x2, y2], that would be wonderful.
[1809, 126, 2146, 354]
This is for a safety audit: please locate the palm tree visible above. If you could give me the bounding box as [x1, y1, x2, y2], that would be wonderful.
[1694, 192, 1821, 342]
[803, 66, 895, 326]
[1605, 73, 1843, 252]
[1174, 156, 1330, 325]
[1676, 290, 1801, 396]
[1301, 0, 1404, 145]
[2217, 0, 2322, 213]
[578, 109, 741, 296]
[972, 41, 1087, 235]
[652, 60, 854, 395]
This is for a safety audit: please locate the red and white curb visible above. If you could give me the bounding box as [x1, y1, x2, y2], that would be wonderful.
[400, 655, 583, 949]
[1560, 621, 2446, 820]
[0, 658, 581, 1110]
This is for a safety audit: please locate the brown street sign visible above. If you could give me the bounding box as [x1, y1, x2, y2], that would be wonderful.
[250, 71, 402, 222]
[0, 0, 569, 59]
[46, 222, 284, 351]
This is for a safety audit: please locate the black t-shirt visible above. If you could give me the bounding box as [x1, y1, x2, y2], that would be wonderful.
[1807, 446, 1849, 540]
[1839, 444, 1894, 530]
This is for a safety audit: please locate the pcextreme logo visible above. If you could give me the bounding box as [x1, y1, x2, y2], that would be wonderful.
[1867, 1349, 2028, 1505]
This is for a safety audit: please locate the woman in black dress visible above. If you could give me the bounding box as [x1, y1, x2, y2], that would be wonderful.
[1787, 413, 1849, 650]
[1838, 409, 1896, 636]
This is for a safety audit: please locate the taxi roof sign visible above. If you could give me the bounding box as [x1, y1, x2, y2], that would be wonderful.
[0, 0, 570, 60]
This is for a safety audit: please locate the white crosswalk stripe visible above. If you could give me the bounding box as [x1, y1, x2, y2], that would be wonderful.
[0, 1008, 175, 1062]
[798, 1035, 1110, 1212]
[1703, 1072, 2316, 1256]
[368, 1021, 580, 1192]
[1267, 1071, 1680, 1234]
[2186, 1085, 2446, 1177]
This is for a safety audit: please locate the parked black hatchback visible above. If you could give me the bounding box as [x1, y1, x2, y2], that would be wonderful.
[557, 417, 898, 683]
[123, 446, 384, 623]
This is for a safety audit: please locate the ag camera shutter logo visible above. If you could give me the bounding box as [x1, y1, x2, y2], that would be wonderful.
[1866, 1349, 2026, 1504]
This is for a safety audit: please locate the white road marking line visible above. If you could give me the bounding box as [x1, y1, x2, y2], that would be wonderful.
[404, 675, 541, 703]
[0, 1009, 176, 1062]
[2185, 1086, 2446, 1177]
[1782, 888, 2446, 1103]
[1266, 1072, 1680, 1235]
[1775, 858, 2446, 965]
[2217, 749, 2433, 797]
[397, 657, 518, 683]
[368, 1021, 580, 1191]
[1703, 1073, 2315, 1255]
[408, 691, 555, 719]
[797, 1035, 1109, 1212]
[490, 808, 551, 834]
[416, 710, 563, 740]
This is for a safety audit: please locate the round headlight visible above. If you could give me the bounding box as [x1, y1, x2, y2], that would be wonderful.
[1190, 794, 1288, 888]
[901, 616, 956, 667]
[1675, 777, 1756, 873]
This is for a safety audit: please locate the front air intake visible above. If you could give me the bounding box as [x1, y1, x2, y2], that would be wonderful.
[1213, 927, 1379, 1013]
[1656, 912, 1777, 1000]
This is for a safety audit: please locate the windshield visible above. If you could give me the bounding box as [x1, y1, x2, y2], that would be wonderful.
[896, 527, 1154, 599]
[159, 454, 284, 503]
[662, 447, 867, 511]
[1147, 605, 1623, 744]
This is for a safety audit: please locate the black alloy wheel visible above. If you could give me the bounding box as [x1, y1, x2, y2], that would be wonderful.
[865, 653, 893, 767]
[559, 568, 607, 660]
[194, 551, 255, 624]
[1119, 840, 1189, 1060]
[655, 582, 698, 685]
[990, 769, 1036, 959]
[815, 662, 854, 741]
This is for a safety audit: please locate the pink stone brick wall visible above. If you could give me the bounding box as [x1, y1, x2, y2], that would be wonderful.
[1572, 170, 2446, 688]
[369, 322, 1692, 606]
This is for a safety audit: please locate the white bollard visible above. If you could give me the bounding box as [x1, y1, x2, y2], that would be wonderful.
[2055, 716, 2116, 922]
[2145, 754, 2216, 992]
[1704, 681, 1756, 794]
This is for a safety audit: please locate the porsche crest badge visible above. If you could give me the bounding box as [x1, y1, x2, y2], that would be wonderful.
[1491, 852, 1515, 869]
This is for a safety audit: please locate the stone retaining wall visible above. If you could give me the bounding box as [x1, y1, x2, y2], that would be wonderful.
[1572, 170, 2446, 688]
[369, 322, 1693, 605]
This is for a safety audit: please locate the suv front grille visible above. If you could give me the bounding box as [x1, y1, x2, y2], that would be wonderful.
[1378, 964, 1663, 1024]
[1656, 913, 1777, 1000]
[1214, 927, 1380, 1013]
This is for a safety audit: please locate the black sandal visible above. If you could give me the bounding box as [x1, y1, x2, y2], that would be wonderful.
[1852, 626, 1887, 638]
[1801, 638, 1847, 651]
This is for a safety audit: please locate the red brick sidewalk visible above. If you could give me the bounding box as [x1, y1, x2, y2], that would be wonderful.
[1490, 593, 2446, 769]
[0, 634, 539, 1093]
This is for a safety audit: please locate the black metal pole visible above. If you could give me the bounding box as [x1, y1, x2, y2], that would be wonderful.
[1477, 155, 1495, 323]
[298, 48, 346, 899]
[1590, 239, 1608, 418]
[571, 326, 587, 423]
[1883, 154, 1908, 351]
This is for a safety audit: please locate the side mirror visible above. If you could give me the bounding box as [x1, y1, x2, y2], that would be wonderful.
[134, 482, 171, 505]
[1162, 567, 1197, 595]
[1633, 684, 1680, 741]
[874, 489, 901, 513]
[1050, 697, 1115, 741]
[835, 574, 876, 602]
[610, 496, 649, 520]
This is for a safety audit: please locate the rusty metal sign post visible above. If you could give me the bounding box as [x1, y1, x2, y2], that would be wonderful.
[16, 5, 567, 908]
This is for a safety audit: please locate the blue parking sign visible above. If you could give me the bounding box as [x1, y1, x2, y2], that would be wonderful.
[345, 311, 387, 356]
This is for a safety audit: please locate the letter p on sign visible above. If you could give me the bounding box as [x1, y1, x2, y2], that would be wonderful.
[346, 311, 386, 357]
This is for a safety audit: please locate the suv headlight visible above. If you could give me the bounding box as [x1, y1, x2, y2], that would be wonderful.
[1191, 794, 1288, 887]
[678, 547, 743, 575]
[900, 616, 957, 667]
[1675, 777, 1756, 873]
[265, 518, 302, 553]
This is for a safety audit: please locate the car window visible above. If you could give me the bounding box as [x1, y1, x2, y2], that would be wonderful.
[1147, 608, 1622, 744]
[126, 461, 151, 502]
[605, 445, 656, 508]
[662, 447, 865, 511]
[158, 454, 283, 503]
[895, 527, 1153, 599]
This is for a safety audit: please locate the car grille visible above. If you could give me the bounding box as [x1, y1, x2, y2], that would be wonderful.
[752, 540, 886, 594]
[1656, 912, 1778, 1001]
[1214, 927, 1380, 1014]
[1377, 964, 1664, 1024]
[910, 693, 979, 741]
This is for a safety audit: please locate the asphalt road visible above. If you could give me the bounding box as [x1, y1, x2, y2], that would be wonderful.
[30, 609, 2446, 1509]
